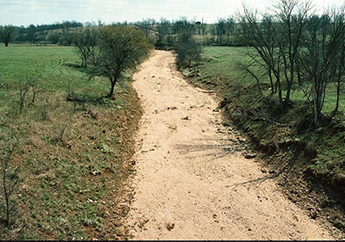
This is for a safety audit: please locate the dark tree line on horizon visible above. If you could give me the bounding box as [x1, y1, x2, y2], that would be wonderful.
[0, 17, 236, 47]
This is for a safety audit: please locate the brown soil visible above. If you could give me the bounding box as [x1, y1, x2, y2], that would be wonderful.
[123, 49, 345, 240]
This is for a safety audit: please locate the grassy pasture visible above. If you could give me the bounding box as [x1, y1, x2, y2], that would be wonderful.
[197, 46, 345, 114]
[0, 45, 109, 111]
[197, 45, 345, 147]
[0, 44, 139, 240]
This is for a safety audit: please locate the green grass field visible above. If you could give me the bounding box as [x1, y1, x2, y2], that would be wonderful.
[0, 44, 110, 111]
[198, 46, 345, 114]
[0, 44, 139, 240]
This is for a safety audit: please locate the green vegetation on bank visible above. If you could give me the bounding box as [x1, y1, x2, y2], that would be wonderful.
[0, 44, 141, 240]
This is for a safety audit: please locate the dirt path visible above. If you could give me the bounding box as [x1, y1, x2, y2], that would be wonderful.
[125, 50, 335, 240]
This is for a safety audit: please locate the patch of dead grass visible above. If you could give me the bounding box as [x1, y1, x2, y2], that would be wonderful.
[0, 82, 142, 240]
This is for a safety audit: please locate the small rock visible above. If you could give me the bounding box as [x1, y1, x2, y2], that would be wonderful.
[91, 170, 101, 175]
[244, 153, 256, 159]
[237, 137, 246, 142]
[166, 222, 175, 231]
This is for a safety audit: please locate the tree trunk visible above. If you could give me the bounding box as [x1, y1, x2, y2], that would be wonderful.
[2, 162, 10, 227]
[108, 80, 116, 98]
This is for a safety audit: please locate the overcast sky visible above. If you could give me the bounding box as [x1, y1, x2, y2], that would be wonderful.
[0, 0, 343, 26]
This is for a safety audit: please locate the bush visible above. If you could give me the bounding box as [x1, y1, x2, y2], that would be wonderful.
[174, 31, 202, 68]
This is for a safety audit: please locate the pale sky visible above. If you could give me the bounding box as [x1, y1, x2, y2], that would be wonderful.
[0, 0, 343, 26]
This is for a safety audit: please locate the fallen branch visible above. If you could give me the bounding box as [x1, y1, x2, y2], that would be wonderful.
[238, 108, 292, 127]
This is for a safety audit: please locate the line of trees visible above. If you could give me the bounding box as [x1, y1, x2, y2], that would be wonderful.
[134, 17, 237, 47]
[237, 0, 345, 126]
[74, 27, 98, 67]
[0, 17, 235, 47]
[0, 25, 17, 47]
[0, 20, 85, 46]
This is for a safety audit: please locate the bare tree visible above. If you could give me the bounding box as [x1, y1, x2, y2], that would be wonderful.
[172, 17, 195, 35]
[0, 25, 17, 47]
[48, 32, 60, 45]
[19, 78, 31, 114]
[90, 25, 153, 98]
[300, 9, 345, 125]
[216, 18, 227, 45]
[333, 35, 345, 117]
[1, 137, 20, 227]
[74, 27, 98, 67]
[274, 0, 312, 106]
[175, 31, 202, 68]
[200, 18, 207, 35]
[238, 0, 312, 110]
[238, 0, 345, 125]
[238, 6, 284, 106]
[156, 18, 172, 48]
[225, 16, 236, 45]
[136, 18, 156, 38]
